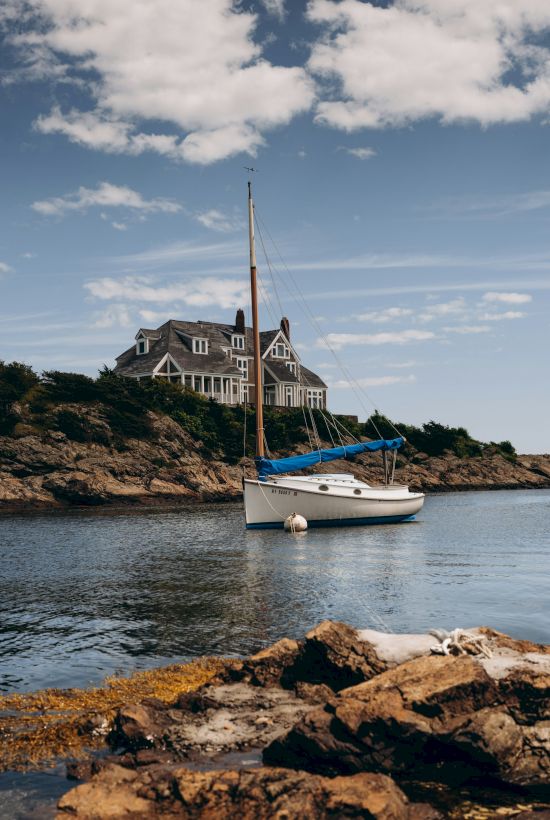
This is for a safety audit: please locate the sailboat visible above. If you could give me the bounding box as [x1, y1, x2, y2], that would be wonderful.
[242, 182, 425, 529]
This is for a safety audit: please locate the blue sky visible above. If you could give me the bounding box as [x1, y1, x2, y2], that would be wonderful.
[1, 0, 549, 452]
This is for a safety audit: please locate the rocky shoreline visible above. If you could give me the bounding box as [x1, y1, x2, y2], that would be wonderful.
[1, 412, 549, 512]
[50, 620, 550, 818]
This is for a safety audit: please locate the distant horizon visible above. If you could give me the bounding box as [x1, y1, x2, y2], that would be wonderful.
[1, 0, 549, 453]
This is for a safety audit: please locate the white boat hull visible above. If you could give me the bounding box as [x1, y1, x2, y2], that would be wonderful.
[243, 475, 424, 529]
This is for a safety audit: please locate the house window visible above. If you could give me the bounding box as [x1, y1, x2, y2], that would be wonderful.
[286, 361, 296, 375]
[307, 389, 324, 409]
[242, 384, 249, 402]
[236, 358, 248, 376]
[273, 343, 289, 358]
[136, 338, 148, 355]
[232, 335, 245, 350]
[286, 386, 293, 407]
[193, 338, 208, 354]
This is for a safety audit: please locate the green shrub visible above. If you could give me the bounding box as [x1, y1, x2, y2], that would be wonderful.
[55, 409, 110, 445]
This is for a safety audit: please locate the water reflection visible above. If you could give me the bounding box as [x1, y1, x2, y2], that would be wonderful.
[0, 489, 549, 692]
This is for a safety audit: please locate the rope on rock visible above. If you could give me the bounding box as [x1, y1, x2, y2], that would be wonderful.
[429, 628, 493, 658]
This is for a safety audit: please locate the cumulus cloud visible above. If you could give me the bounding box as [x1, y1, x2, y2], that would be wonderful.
[320, 329, 435, 349]
[417, 297, 467, 322]
[85, 275, 250, 309]
[92, 303, 133, 328]
[0, 261, 13, 274]
[195, 208, 245, 233]
[260, 0, 286, 20]
[307, 0, 550, 130]
[32, 182, 181, 217]
[14, 0, 313, 164]
[482, 291, 532, 304]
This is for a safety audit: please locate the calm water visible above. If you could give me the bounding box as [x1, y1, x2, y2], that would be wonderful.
[0, 489, 549, 694]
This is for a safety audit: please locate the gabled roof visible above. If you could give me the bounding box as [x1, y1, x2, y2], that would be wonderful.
[136, 328, 162, 340]
[114, 317, 327, 388]
[300, 366, 327, 389]
[264, 360, 300, 384]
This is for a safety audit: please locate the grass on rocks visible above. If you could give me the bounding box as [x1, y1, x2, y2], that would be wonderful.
[0, 657, 227, 771]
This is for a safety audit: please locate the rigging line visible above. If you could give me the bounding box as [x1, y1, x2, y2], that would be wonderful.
[326, 410, 354, 446]
[254, 209, 403, 440]
[256, 224, 376, 436]
[328, 410, 345, 447]
[302, 403, 314, 451]
[320, 408, 336, 447]
[307, 404, 322, 453]
[255, 215, 285, 319]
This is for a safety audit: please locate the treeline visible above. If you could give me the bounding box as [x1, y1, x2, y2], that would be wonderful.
[0, 361, 516, 462]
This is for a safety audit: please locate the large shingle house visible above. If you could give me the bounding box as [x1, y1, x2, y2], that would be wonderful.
[114, 310, 327, 409]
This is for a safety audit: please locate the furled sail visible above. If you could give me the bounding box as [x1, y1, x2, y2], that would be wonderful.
[255, 437, 404, 480]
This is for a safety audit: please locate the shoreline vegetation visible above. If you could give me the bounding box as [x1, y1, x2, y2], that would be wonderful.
[1, 362, 549, 512]
[3, 621, 549, 818]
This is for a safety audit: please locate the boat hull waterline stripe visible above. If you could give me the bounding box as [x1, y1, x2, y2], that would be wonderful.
[246, 514, 416, 529]
[255, 436, 404, 480]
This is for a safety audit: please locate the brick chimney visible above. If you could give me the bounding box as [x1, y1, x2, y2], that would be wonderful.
[235, 308, 245, 333]
[280, 316, 290, 340]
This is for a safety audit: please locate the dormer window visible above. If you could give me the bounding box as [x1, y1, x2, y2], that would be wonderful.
[273, 343, 289, 358]
[286, 361, 297, 375]
[136, 337, 148, 355]
[193, 338, 208, 354]
[232, 334, 245, 350]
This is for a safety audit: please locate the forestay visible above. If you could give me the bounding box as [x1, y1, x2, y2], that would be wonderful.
[255, 437, 404, 480]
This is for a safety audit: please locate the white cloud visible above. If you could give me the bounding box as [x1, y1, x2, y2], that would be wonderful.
[0, 262, 13, 274]
[320, 329, 435, 349]
[355, 306, 413, 323]
[111, 221, 128, 231]
[32, 181, 181, 218]
[260, 0, 286, 21]
[417, 297, 467, 322]
[482, 291, 532, 304]
[430, 190, 550, 218]
[307, 0, 550, 130]
[106, 239, 243, 274]
[21, 252, 36, 259]
[331, 374, 416, 388]
[138, 309, 171, 326]
[85, 275, 250, 309]
[16, 0, 313, 164]
[479, 311, 526, 321]
[195, 208, 245, 233]
[444, 325, 490, 334]
[339, 146, 377, 160]
[92, 303, 133, 328]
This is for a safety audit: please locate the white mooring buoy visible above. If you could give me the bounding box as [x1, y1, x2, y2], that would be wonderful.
[284, 513, 308, 533]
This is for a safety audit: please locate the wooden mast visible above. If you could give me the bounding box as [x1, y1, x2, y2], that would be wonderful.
[248, 180, 264, 458]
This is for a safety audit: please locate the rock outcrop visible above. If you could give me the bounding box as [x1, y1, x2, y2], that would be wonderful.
[57, 765, 438, 819]
[0, 408, 549, 510]
[0, 413, 243, 510]
[56, 621, 550, 819]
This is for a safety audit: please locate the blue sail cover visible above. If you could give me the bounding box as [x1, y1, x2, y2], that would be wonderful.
[255, 437, 404, 480]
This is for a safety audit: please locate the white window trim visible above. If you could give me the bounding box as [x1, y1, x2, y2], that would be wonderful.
[136, 335, 149, 355]
[263, 329, 299, 362]
[231, 334, 245, 350]
[193, 338, 209, 354]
